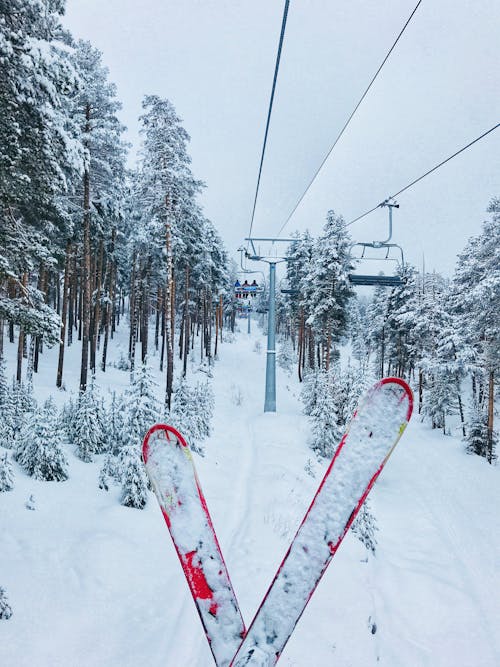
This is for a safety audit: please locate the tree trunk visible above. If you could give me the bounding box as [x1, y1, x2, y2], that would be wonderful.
[56, 241, 72, 388]
[418, 369, 424, 414]
[165, 197, 174, 411]
[155, 286, 161, 352]
[79, 104, 92, 392]
[90, 237, 103, 372]
[487, 369, 495, 464]
[141, 264, 149, 363]
[16, 272, 28, 383]
[183, 265, 189, 377]
[297, 311, 304, 382]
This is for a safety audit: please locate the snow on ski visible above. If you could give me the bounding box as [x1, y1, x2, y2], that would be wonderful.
[230, 377, 413, 667]
[142, 424, 245, 667]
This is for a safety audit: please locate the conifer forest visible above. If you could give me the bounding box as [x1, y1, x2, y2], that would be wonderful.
[1, 3, 498, 666]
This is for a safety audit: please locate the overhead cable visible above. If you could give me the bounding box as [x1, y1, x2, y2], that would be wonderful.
[276, 0, 423, 238]
[247, 0, 290, 247]
[346, 122, 500, 226]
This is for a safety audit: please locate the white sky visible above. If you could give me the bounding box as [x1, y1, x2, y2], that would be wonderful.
[64, 0, 499, 275]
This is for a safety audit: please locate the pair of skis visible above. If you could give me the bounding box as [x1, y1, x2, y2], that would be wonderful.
[142, 377, 413, 666]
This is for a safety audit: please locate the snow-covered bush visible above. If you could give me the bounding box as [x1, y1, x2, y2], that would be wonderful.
[0, 452, 14, 491]
[15, 397, 68, 481]
[0, 587, 13, 620]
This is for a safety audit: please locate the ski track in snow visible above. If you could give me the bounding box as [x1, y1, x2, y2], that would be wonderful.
[1, 321, 499, 667]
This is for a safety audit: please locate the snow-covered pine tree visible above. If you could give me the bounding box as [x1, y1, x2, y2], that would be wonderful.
[99, 391, 126, 490]
[305, 211, 353, 370]
[193, 380, 214, 441]
[333, 364, 370, 430]
[0, 358, 15, 449]
[348, 297, 370, 370]
[15, 397, 68, 481]
[70, 40, 127, 391]
[367, 282, 389, 379]
[117, 362, 158, 506]
[351, 499, 378, 554]
[0, 452, 14, 492]
[309, 369, 341, 458]
[0, 587, 12, 620]
[450, 200, 500, 462]
[0, 0, 82, 350]
[10, 381, 36, 447]
[119, 443, 149, 509]
[301, 369, 322, 416]
[121, 362, 159, 449]
[106, 391, 126, 455]
[170, 377, 205, 454]
[60, 395, 77, 443]
[73, 384, 105, 462]
[465, 401, 495, 460]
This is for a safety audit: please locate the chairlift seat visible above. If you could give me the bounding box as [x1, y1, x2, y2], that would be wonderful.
[348, 274, 404, 287]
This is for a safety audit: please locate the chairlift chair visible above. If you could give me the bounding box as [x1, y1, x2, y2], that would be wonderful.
[348, 199, 406, 288]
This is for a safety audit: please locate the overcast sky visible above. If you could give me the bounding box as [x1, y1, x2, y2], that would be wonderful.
[64, 0, 499, 276]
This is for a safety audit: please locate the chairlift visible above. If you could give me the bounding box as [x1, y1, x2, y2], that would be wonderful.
[348, 199, 406, 287]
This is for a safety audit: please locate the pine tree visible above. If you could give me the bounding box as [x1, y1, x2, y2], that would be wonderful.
[465, 401, 495, 460]
[170, 377, 203, 453]
[10, 381, 36, 447]
[71, 40, 127, 391]
[121, 362, 159, 449]
[305, 211, 353, 369]
[119, 443, 149, 509]
[351, 500, 378, 554]
[15, 397, 68, 481]
[309, 369, 341, 458]
[450, 200, 500, 462]
[0, 358, 15, 449]
[0, 452, 14, 492]
[0, 0, 82, 346]
[106, 391, 126, 455]
[73, 384, 105, 462]
[301, 369, 322, 416]
[334, 364, 370, 429]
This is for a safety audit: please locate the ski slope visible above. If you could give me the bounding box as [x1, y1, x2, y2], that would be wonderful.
[1, 324, 499, 666]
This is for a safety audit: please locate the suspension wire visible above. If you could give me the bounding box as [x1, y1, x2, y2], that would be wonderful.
[275, 0, 423, 238]
[346, 122, 500, 227]
[247, 0, 291, 248]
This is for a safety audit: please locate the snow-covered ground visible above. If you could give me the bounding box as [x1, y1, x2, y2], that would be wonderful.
[1, 322, 499, 666]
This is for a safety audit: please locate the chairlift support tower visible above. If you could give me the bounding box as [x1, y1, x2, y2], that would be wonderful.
[244, 237, 295, 413]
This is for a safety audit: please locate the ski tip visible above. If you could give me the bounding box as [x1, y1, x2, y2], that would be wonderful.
[142, 423, 188, 463]
[376, 377, 414, 421]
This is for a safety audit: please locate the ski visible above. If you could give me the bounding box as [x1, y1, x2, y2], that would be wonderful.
[230, 377, 413, 666]
[143, 424, 245, 667]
